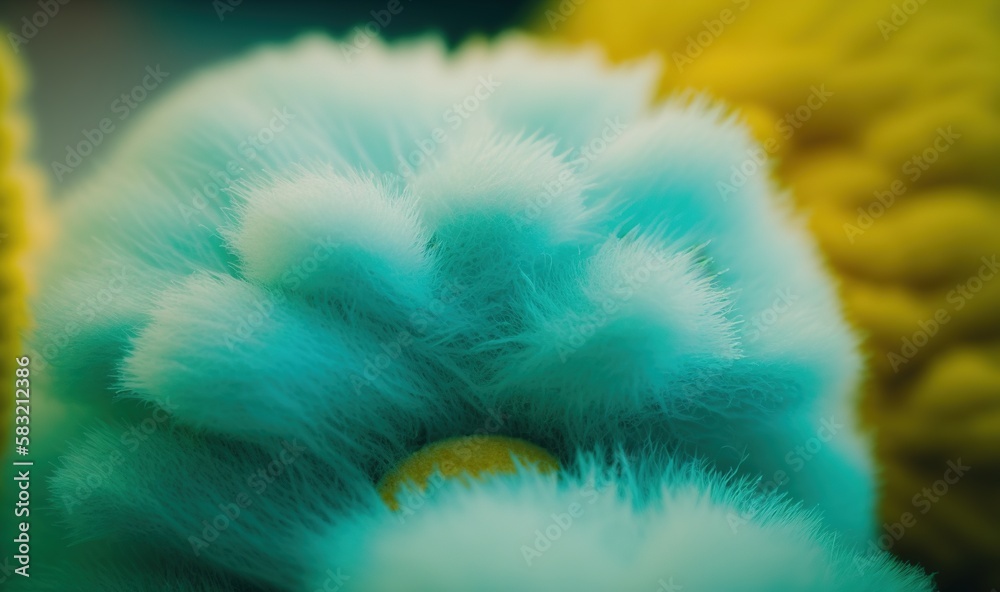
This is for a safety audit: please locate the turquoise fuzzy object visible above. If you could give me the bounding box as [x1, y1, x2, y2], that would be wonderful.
[7, 35, 932, 591]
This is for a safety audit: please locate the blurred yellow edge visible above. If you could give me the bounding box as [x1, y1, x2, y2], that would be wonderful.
[535, 0, 1000, 589]
[1, 34, 48, 453]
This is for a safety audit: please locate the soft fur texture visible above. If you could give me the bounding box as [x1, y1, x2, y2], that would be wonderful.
[546, 2, 1000, 588]
[8, 35, 932, 590]
[327, 461, 932, 592]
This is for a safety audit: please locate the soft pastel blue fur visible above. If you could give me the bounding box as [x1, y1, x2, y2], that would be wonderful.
[5, 35, 933, 590]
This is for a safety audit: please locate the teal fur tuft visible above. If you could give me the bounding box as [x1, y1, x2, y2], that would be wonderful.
[7, 35, 931, 591]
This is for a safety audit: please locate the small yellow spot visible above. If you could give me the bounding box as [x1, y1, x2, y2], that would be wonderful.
[377, 435, 559, 510]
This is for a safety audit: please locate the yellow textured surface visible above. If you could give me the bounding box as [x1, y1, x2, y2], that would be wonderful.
[543, 1, 1000, 589]
[377, 435, 560, 510]
[1, 38, 26, 451]
[0, 34, 46, 455]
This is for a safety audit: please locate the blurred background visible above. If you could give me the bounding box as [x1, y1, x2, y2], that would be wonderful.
[543, 3, 1000, 591]
[0, 0, 535, 184]
[2, 1, 998, 591]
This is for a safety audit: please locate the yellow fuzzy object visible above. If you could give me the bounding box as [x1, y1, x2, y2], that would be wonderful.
[377, 436, 560, 511]
[542, 0, 1000, 589]
[0, 36, 46, 451]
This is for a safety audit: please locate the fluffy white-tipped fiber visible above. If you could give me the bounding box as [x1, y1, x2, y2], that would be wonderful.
[321, 461, 932, 592]
[6, 34, 932, 591]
